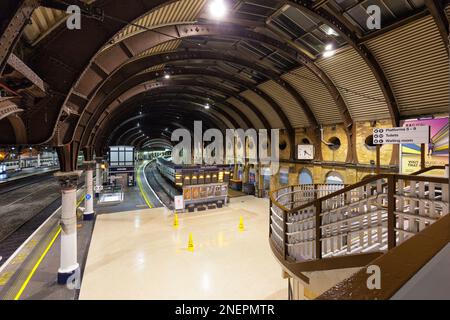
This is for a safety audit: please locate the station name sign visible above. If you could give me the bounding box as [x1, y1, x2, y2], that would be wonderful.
[373, 126, 430, 145]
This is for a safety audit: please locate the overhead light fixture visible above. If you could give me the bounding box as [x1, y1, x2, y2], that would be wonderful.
[323, 50, 335, 58]
[325, 27, 338, 36]
[209, 0, 227, 19]
[323, 43, 336, 58]
[205, 103, 210, 110]
[164, 74, 171, 80]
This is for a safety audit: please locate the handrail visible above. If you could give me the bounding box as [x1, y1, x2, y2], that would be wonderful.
[269, 172, 449, 276]
[410, 165, 446, 176]
[269, 183, 346, 213]
[318, 213, 450, 300]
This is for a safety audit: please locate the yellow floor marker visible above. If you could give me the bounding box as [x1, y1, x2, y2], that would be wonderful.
[187, 233, 195, 252]
[239, 216, 245, 232]
[173, 214, 179, 228]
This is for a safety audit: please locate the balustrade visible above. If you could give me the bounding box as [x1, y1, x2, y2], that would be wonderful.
[270, 172, 449, 263]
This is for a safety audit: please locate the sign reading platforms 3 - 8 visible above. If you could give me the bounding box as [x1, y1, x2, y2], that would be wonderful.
[373, 126, 430, 145]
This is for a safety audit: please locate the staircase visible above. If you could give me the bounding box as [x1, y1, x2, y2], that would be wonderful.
[269, 167, 449, 284]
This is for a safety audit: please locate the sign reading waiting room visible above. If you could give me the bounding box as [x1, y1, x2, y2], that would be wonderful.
[373, 126, 430, 145]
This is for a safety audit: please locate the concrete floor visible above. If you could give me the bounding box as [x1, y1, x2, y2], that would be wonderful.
[79, 196, 287, 300]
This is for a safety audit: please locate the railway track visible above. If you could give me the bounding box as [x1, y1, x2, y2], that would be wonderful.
[143, 162, 179, 210]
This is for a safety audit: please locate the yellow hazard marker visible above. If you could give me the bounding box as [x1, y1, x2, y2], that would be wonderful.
[187, 233, 195, 252]
[173, 214, 179, 228]
[239, 216, 245, 232]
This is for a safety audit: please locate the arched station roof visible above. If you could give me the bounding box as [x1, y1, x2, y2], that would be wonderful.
[0, 0, 448, 168]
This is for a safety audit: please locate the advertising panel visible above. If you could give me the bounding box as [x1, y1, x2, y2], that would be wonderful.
[400, 118, 448, 174]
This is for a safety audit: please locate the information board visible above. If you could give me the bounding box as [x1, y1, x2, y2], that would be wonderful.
[174, 195, 184, 210]
[373, 126, 430, 145]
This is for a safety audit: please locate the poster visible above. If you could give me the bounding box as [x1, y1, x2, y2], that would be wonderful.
[400, 118, 448, 174]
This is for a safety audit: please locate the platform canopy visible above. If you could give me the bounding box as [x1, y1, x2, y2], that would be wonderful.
[0, 0, 448, 170]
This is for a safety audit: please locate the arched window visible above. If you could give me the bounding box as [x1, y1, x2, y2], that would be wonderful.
[279, 167, 289, 186]
[326, 171, 344, 185]
[299, 169, 313, 185]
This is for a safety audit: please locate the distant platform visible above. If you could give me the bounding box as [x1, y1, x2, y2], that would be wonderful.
[79, 196, 286, 300]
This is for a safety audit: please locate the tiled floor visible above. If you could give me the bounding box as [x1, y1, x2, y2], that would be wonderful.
[79, 196, 287, 300]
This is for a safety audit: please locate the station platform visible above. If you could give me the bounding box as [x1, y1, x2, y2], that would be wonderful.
[79, 196, 286, 300]
[0, 161, 278, 300]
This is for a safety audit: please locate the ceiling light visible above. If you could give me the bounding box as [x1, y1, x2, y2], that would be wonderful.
[164, 74, 171, 80]
[205, 103, 210, 109]
[325, 44, 334, 51]
[209, 0, 227, 19]
[323, 50, 336, 58]
[325, 27, 338, 36]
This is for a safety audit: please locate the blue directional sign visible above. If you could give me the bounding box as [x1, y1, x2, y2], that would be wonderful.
[86, 194, 92, 200]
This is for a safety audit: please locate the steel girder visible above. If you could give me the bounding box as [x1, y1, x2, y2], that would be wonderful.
[110, 105, 228, 142]
[0, 0, 38, 74]
[91, 93, 244, 148]
[86, 85, 262, 149]
[424, 0, 449, 51]
[74, 49, 298, 143]
[80, 74, 275, 147]
[286, 0, 400, 126]
[90, 93, 249, 149]
[95, 101, 233, 151]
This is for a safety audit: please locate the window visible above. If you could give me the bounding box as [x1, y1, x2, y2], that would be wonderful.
[279, 167, 289, 186]
[328, 137, 341, 151]
[326, 171, 344, 185]
[299, 169, 313, 185]
[365, 135, 377, 150]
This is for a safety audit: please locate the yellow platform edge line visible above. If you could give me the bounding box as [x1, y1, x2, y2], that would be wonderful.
[13, 193, 85, 301]
[137, 163, 154, 209]
[14, 227, 61, 300]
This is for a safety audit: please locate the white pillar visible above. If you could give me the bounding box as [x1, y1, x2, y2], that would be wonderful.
[95, 161, 101, 197]
[55, 171, 81, 285]
[37, 154, 41, 167]
[83, 161, 96, 221]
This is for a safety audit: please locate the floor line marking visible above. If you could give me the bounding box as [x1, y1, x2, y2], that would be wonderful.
[2, 192, 85, 300]
[14, 227, 61, 300]
[137, 163, 154, 209]
[0, 188, 85, 275]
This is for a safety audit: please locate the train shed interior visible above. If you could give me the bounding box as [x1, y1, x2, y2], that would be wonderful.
[0, 0, 449, 303]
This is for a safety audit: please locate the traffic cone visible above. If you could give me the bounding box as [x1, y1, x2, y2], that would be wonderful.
[239, 216, 245, 232]
[187, 233, 194, 252]
[173, 214, 179, 228]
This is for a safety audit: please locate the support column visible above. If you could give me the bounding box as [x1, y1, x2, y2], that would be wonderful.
[55, 171, 82, 285]
[37, 153, 41, 167]
[95, 157, 102, 198]
[83, 161, 96, 221]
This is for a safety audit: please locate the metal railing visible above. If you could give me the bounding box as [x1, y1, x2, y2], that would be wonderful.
[270, 172, 449, 264]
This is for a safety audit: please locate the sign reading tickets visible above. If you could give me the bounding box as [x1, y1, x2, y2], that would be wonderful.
[373, 126, 430, 145]
[174, 195, 184, 210]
